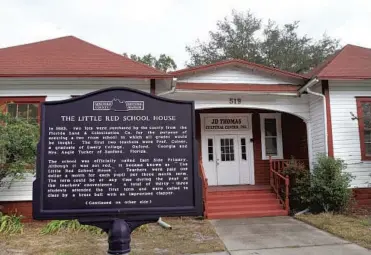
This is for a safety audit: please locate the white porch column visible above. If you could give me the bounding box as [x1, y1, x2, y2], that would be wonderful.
[305, 119, 313, 171]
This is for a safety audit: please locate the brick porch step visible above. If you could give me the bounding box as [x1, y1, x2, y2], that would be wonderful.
[207, 209, 287, 219]
[208, 203, 282, 213]
[208, 189, 271, 196]
[208, 197, 280, 206]
[208, 192, 276, 201]
[205, 186, 288, 219]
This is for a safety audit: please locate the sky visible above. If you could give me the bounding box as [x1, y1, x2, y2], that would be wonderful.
[0, 0, 371, 69]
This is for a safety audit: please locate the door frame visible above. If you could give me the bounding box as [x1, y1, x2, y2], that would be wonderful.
[200, 113, 255, 185]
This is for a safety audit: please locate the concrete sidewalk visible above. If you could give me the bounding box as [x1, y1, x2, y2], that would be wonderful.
[205, 216, 371, 255]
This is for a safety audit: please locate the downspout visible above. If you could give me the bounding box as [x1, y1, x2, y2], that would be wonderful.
[298, 77, 328, 161]
[298, 77, 319, 94]
[305, 84, 329, 156]
[157, 78, 177, 96]
[295, 78, 326, 216]
[157, 217, 172, 229]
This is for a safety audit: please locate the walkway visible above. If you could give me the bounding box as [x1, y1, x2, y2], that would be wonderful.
[206, 216, 371, 255]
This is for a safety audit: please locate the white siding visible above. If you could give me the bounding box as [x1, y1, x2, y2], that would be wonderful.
[155, 79, 173, 94]
[177, 66, 302, 85]
[308, 83, 326, 164]
[0, 77, 153, 201]
[330, 80, 371, 188]
[0, 174, 34, 201]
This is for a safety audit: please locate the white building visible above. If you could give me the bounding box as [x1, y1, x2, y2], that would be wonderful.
[0, 37, 370, 219]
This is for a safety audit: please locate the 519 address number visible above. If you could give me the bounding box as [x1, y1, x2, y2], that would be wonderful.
[229, 98, 242, 104]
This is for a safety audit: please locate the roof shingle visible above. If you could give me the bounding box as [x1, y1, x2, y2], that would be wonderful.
[308, 44, 371, 79]
[0, 36, 171, 78]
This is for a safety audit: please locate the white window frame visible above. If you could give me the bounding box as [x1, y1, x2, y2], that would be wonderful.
[260, 113, 283, 160]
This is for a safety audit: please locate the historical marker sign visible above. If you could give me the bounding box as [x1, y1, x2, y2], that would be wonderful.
[33, 87, 202, 220]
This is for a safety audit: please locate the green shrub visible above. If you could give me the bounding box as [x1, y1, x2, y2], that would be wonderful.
[310, 154, 354, 213]
[41, 220, 104, 235]
[282, 159, 311, 213]
[0, 212, 24, 234]
[0, 111, 39, 187]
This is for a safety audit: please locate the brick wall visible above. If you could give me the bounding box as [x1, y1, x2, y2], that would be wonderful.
[352, 188, 371, 212]
[1, 201, 33, 222]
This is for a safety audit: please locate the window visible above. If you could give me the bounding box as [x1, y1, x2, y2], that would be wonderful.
[207, 138, 214, 161]
[7, 103, 39, 122]
[260, 113, 283, 160]
[241, 138, 247, 160]
[0, 97, 45, 123]
[220, 138, 235, 161]
[356, 97, 371, 160]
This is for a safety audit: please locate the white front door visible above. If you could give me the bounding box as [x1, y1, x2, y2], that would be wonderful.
[201, 113, 255, 186]
[216, 135, 240, 185]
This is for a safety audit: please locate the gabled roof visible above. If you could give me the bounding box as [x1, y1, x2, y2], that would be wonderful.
[0, 36, 171, 78]
[171, 59, 307, 80]
[307, 44, 371, 80]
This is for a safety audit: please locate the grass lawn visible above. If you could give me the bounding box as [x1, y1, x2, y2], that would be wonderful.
[296, 213, 371, 249]
[0, 217, 225, 255]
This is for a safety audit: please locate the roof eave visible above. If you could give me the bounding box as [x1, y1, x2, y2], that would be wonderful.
[317, 76, 371, 80]
[0, 74, 174, 79]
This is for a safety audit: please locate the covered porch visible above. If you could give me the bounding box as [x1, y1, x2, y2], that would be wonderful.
[196, 108, 309, 185]
[165, 58, 317, 218]
[196, 108, 310, 218]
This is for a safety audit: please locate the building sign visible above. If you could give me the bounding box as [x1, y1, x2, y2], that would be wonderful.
[204, 116, 249, 131]
[33, 87, 202, 220]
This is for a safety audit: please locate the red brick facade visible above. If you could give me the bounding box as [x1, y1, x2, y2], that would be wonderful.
[1, 201, 33, 222]
[352, 188, 371, 212]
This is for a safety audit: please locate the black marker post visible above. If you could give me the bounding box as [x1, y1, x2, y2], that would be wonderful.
[79, 218, 157, 254]
[32, 87, 202, 254]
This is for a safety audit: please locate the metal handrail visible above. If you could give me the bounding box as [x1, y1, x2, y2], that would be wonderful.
[198, 159, 209, 217]
[269, 157, 290, 214]
[270, 158, 309, 172]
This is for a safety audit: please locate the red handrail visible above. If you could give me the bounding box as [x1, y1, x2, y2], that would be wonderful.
[269, 157, 290, 214]
[270, 159, 309, 172]
[198, 159, 209, 218]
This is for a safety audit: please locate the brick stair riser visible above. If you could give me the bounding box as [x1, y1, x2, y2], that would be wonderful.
[208, 193, 276, 201]
[207, 198, 280, 206]
[207, 210, 287, 219]
[208, 189, 271, 195]
[208, 204, 282, 213]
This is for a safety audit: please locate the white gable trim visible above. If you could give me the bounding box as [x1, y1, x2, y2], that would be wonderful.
[177, 65, 302, 85]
